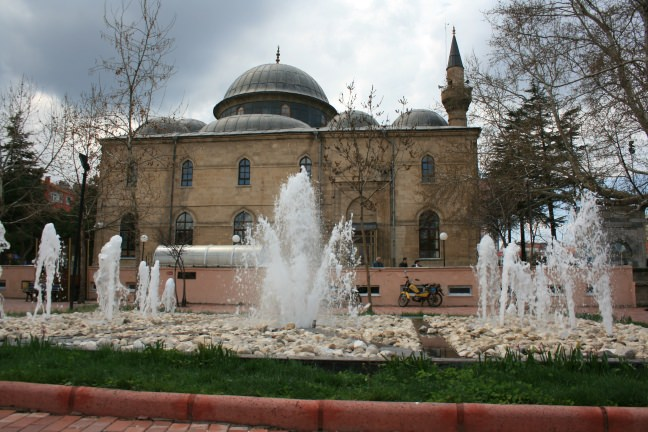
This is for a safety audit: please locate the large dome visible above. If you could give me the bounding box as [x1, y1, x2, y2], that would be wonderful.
[213, 62, 337, 127]
[392, 109, 448, 128]
[222, 63, 329, 104]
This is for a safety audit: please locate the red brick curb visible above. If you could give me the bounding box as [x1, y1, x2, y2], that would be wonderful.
[1, 381, 648, 431]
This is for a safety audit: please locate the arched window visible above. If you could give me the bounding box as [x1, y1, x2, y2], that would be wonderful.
[419, 210, 440, 258]
[234, 211, 254, 243]
[610, 240, 632, 265]
[299, 156, 312, 177]
[119, 213, 137, 257]
[181, 160, 193, 187]
[238, 158, 251, 185]
[281, 104, 291, 117]
[175, 212, 194, 245]
[421, 155, 434, 183]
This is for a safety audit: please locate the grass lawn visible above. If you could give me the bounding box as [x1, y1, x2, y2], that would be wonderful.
[1, 339, 647, 406]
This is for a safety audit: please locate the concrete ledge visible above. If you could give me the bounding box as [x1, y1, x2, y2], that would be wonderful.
[72, 386, 193, 421]
[193, 394, 320, 430]
[1, 381, 648, 431]
[0, 381, 73, 415]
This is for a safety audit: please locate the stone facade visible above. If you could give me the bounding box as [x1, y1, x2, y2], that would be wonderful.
[94, 34, 481, 269]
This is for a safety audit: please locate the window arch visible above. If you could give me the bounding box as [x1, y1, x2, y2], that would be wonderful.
[610, 240, 632, 265]
[181, 160, 193, 186]
[419, 210, 440, 258]
[299, 155, 312, 177]
[233, 211, 254, 243]
[175, 212, 194, 245]
[119, 213, 137, 257]
[421, 155, 434, 183]
[238, 158, 251, 185]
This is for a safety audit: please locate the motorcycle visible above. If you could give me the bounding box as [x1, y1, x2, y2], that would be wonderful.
[397, 274, 444, 307]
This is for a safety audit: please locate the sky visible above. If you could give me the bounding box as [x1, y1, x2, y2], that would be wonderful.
[0, 0, 496, 126]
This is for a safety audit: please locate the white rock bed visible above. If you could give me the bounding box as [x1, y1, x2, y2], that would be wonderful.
[0, 312, 421, 360]
[424, 315, 648, 360]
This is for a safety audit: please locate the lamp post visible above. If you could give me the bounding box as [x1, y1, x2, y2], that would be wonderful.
[71, 153, 90, 310]
[439, 232, 448, 267]
[140, 234, 148, 263]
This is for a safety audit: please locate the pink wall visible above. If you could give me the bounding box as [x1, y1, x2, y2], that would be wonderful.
[2, 264, 636, 309]
[1, 265, 47, 300]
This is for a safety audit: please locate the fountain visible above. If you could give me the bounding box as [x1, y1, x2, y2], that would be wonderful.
[241, 167, 361, 328]
[0, 169, 422, 358]
[476, 191, 614, 334]
[409, 191, 648, 360]
[33, 223, 62, 318]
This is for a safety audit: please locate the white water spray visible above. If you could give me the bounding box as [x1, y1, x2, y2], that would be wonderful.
[245, 168, 360, 327]
[476, 192, 614, 334]
[33, 223, 61, 318]
[147, 260, 160, 316]
[94, 235, 126, 321]
[136, 261, 150, 313]
[162, 278, 176, 313]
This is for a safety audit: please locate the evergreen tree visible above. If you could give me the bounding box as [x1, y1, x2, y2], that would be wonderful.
[0, 110, 48, 263]
[482, 85, 583, 260]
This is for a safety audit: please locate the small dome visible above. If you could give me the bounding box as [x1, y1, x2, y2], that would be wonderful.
[392, 109, 448, 127]
[137, 117, 206, 135]
[202, 114, 310, 133]
[327, 110, 379, 129]
[222, 63, 329, 104]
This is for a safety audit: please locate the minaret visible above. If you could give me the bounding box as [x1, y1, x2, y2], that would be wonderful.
[441, 28, 472, 126]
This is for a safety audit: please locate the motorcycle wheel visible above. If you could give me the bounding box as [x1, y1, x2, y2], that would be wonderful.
[398, 293, 409, 307]
[428, 293, 443, 307]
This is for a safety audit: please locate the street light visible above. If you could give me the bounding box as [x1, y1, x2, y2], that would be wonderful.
[140, 234, 148, 263]
[439, 232, 448, 267]
[71, 153, 91, 310]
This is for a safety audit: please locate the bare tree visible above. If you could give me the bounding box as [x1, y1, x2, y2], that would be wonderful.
[0, 77, 69, 262]
[324, 83, 417, 310]
[94, 0, 176, 255]
[470, 0, 648, 208]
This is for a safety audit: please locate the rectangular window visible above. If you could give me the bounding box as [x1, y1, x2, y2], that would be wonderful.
[0, 280, 5, 291]
[356, 285, 380, 296]
[178, 272, 197, 280]
[448, 285, 472, 296]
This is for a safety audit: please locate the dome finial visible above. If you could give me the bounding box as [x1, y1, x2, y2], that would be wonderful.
[452, 26, 456, 36]
[276, 46, 280, 64]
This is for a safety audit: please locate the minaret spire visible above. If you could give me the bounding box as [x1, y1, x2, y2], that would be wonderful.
[441, 28, 472, 126]
[447, 27, 464, 69]
[276, 46, 280, 64]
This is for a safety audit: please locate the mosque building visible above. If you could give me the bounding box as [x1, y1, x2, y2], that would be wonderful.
[95, 32, 481, 269]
